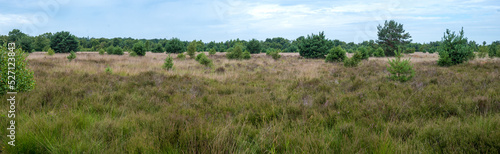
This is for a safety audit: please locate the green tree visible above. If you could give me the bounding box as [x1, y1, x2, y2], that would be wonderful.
[242, 50, 251, 59]
[437, 28, 474, 66]
[344, 52, 362, 67]
[247, 39, 262, 54]
[377, 20, 412, 56]
[67, 51, 76, 62]
[152, 44, 164, 53]
[0, 44, 35, 94]
[177, 53, 186, 60]
[226, 44, 244, 60]
[163, 55, 174, 70]
[209, 48, 216, 55]
[268, 49, 281, 60]
[106, 46, 114, 54]
[47, 48, 55, 56]
[113, 47, 124, 55]
[166, 38, 184, 53]
[187, 40, 197, 58]
[357, 47, 369, 60]
[374, 47, 385, 57]
[489, 41, 500, 58]
[387, 49, 415, 82]
[325, 46, 347, 63]
[51, 31, 79, 53]
[133, 42, 146, 56]
[299, 32, 329, 59]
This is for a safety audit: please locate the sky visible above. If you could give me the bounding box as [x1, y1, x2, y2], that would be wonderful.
[0, 0, 499, 43]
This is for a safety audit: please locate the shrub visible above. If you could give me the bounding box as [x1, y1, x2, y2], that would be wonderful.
[405, 47, 415, 54]
[374, 47, 385, 57]
[299, 31, 329, 59]
[477, 46, 488, 58]
[226, 44, 244, 60]
[196, 53, 212, 67]
[209, 48, 216, 55]
[247, 39, 262, 54]
[343, 52, 362, 67]
[357, 47, 369, 60]
[437, 28, 474, 66]
[0, 44, 35, 94]
[268, 49, 281, 60]
[195, 53, 204, 61]
[129, 51, 137, 57]
[133, 42, 146, 56]
[113, 47, 124, 55]
[50, 31, 79, 53]
[99, 49, 105, 55]
[105, 66, 112, 74]
[242, 50, 251, 60]
[163, 55, 174, 70]
[187, 40, 197, 58]
[489, 42, 500, 58]
[325, 46, 346, 63]
[387, 49, 415, 82]
[47, 48, 55, 56]
[177, 53, 186, 60]
[152, 44, 164, 53]
[166, 38, 185, 53]
[106, 46, 114, 55]
[67, 51, 76, 62]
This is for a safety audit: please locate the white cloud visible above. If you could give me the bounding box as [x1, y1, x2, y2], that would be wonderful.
[0, 14, 31, 25]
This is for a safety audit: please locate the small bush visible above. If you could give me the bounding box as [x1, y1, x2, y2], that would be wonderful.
[195, 53, 204, 61]
[106, 46, 114, 54]
[177, 53, 186, 60]
[129, 51, 137, 57]
[196, 53, 212, 67]
[209, 48, 216, 55]
[325, 46, 346, 63]
[47, 48, 55, 56]
[163, 55, 174, 70]
[99, 49, 105, 55]
[268, 49, 281, 60]
[67, 51, 76, 62]
[405, 47, 415, 54]
[105, 66, 113, 74]
[113, 47, 124, 55]
[226, 44, 244, 60]
[133, 42, 146, 56]
[477, 46, 488, 58]
[357, 47, 369, 60]
[187, 40, 197, 58]
[387, 49, 415, 82]
[438, 28, 474, 66]
[343, 52, 362, 67]
[374, 47, 385, 57]
[242, 50, 251, 60]
[152, 44, 164, 53]
[0, 44, 35, 94]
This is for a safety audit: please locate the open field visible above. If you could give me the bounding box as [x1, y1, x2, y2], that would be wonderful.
[1, 52, 500, 153]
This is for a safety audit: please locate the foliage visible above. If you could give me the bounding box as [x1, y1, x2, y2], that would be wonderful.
[187, 40, 197, 58]
[477, 46, 488, 58]
[387, 49, 415, 82]
[133, 42, 146, 56]
[242, 50, 251, 60]
[0, 44, 35, 94]
[226, 44, 245, 60]
[374, 47, 385, 57]
[437, 28, 475, 66]
[343, 52, 362, 67]
[325, 46, 346, 63]
[247, 39, 262, 54]
[377, 20, 412, 56]
[113, 47, 124, 55]
[67, 51, 76, 62]
[152, 44, 164, 53]
[177, 53, 186, 60]
[405, 47, 415, 54]
[105, 66, 113, 74]
[357, 47, 370, 60]
[267, 49, 281, 60]
[489, 41, 500, 58]
[196, 53, 212, 67]
[163, 55, 174, 70]
[51, 31, 79, 53]
[209, 48, 216, 55]
[299, 31, 330, 59]
[99, 49, 105, 55]
[106, 46, 114, 55]
[47, 48, 55, 56]
[129, 51, 137, 57]
[166, 38, 185, 53]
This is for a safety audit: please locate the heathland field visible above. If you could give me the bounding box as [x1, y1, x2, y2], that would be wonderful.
[1, 52, 500, 153]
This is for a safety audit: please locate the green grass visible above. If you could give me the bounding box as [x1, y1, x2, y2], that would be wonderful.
[1, 53, 499, 153]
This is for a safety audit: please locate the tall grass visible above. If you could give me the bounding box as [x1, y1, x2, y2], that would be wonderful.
[1, 52, 499, 153]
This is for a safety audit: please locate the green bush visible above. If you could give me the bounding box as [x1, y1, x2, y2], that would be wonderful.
[177, 53, 186, 60]
[357, 47, 369, 60]
[50, 31, 79, 53]
[374, 47, 385, 57]
[196, 53, 212, 67]
[133, 42, 146, 56]
[209, 48, 216, 55]
[387, 49, 415, 82]
[106, 46, 114, 55]
[98, 49, 105, 55]
[247, 39, 262, 54]
[163, 55, 174, 70]
[405, 47, 415, 54]
[187, 40, 197, 58]
[105, 66, 112, 74]
[152, 44, 164, 53]
[489, 42, 500, 58]
[268, 49, 281, 60]
[67, 51, 76, 62]
[113, 47, 124, 55]
[299, 31, 329, 59]
[129, 51, 137, 57]
[47, 48, 55, 56]
[343, 52, 362, 67]
[0, 44, 35, 94]
[325, 46, 346, 63]
[226, 44, 245, 60]
[242, 50, 251, 60]
[477, 46, 488, 58]
[437, 28, 475, 66]
[166, 38, 185, 53]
